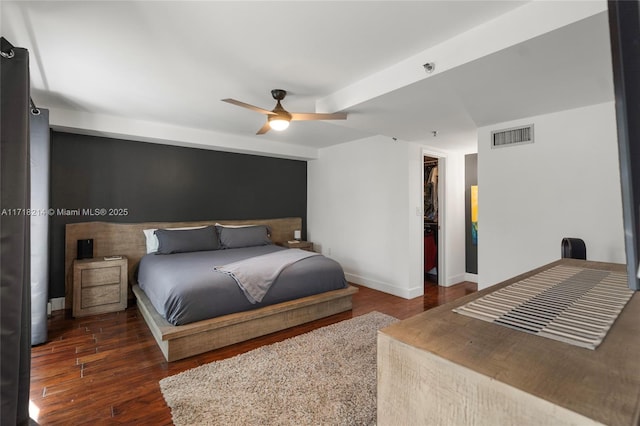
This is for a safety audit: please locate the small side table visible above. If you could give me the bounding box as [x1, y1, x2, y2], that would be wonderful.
[73, 256, 128, 317]
[278, 240, 315, 252]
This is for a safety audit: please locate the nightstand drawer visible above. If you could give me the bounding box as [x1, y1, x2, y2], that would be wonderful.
[81, 266, 121, 287]
[81, 283, 122, 308]
[73, 257, 128, 317]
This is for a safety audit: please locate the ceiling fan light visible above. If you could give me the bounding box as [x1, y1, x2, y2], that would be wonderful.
[268, 117, 290, 131]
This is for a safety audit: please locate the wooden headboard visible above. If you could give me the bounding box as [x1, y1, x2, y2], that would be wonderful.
[64, 217, 302, 309]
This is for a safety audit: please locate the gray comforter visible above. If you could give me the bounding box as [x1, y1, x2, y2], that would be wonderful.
[137, 245, 347, 325]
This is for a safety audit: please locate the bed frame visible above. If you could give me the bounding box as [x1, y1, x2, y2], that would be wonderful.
[65, 218, 358, 361]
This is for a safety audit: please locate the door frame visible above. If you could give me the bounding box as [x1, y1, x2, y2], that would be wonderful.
[422, 149, 446, 286]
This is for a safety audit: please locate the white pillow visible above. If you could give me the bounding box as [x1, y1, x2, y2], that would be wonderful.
[143, 226, 206, 254]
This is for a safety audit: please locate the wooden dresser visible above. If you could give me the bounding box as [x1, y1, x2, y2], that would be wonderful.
[72, 257, 128, 317]
[377, 259, 640, 426]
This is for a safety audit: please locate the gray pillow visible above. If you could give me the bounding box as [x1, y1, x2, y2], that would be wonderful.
[216, 225, 271, 249]
[155, 226, 219, 254]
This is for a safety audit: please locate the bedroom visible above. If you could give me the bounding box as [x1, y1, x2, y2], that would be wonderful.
[2, 1, 637, 424]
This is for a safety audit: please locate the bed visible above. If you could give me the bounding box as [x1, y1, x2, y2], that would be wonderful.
[65, 218, 358, 361]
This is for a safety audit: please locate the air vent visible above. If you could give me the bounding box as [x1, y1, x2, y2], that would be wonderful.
[491, 124, 534, 148]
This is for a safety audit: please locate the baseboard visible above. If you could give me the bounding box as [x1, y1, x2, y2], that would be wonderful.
[344, 272, 422, 299]
[465, 273, 478, 283]
[49, 297, 66, 312]
[439, 273, 468, 287]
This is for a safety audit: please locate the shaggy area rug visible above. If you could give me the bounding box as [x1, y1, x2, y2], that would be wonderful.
[159, 311, 398, 426]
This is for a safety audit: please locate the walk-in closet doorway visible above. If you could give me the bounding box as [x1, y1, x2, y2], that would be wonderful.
[423, 153, 443, 287]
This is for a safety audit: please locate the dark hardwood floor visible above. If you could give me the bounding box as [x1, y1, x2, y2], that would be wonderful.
[29, 280, 476, 425]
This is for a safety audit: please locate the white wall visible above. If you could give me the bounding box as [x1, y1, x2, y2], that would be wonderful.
[477, 102, 625, 289]
[307, 135, 468, 299]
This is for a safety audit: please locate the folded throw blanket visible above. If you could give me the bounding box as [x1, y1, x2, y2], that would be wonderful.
[215, 249, 320, 304]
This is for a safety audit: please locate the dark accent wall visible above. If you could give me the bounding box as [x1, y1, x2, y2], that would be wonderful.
[465, 153, 478, 274]
[49, 131, 307, 298]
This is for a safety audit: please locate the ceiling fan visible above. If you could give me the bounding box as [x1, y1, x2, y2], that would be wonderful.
[222, 89, 347, 135]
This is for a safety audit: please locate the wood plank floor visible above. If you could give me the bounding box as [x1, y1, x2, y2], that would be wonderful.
[30, 281, 476, 425]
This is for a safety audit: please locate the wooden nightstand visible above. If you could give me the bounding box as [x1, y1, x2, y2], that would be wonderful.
[73, 256, 128, 317]
[278, 240, 314, 252]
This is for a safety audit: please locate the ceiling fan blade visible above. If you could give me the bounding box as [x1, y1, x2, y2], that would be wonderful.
[222, 98, 276, 115]
[290, 112, 347, 121]
[256, 122, 271, 135]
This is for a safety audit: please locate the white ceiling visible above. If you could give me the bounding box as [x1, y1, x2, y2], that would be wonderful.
[1, 1, 615, 156]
